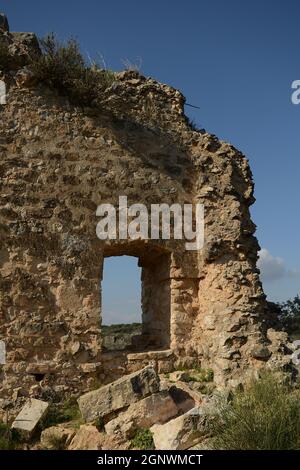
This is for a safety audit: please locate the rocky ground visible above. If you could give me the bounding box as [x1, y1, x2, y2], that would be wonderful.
[3, 365, 219, 450]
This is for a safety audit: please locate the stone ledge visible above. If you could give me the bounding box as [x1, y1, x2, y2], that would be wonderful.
[127, 349, 173, 361]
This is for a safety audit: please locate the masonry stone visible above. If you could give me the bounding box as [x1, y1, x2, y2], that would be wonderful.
[11, 398, 48, 437]
[0, 19, 294, 410]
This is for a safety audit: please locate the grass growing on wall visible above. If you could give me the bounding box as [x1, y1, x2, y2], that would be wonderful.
[30, 33, 115, 106]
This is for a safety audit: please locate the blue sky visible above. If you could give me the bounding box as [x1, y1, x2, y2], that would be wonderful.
[2, 0, 300, 323]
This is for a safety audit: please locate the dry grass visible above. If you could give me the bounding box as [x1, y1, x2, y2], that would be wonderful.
[211, 372, 300, 450]
[29, 33, 115, 105]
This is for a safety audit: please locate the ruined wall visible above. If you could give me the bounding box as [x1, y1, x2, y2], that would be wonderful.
[0, 23, 292, 409]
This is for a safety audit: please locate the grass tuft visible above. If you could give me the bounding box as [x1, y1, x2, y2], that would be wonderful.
[130, 428, 154, 450]
[29, 33, 115, 106]
[0, 422, 18, 450]
[40, 396, 81, 430]
[44, 432, 67, 450]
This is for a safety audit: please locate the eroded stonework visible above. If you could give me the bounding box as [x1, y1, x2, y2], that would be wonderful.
[0, 22, 293, 410]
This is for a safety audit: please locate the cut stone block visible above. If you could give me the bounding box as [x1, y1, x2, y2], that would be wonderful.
[11, 398, 49, 438]
[105, 390, 178, 439]
[68, 425, 104, 450]
[168, 384, 198, 413]
[78, 366, 160, 422]
[151, 402, 216, 450]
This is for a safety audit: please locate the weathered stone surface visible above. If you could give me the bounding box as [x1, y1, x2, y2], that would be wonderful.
[68, 425, 104, 450]
[15, 67, 37, 88]
[251, 345, 271, 360]
[151, 402, 216, 450]
[160, 375, 206, 412]
[291, 342, 300, 366]
[190, 437, 214, 450]
[11, 399, 48, 437]
[0, 18, 294, 407]
[0, 26, 40, 70]
[78, 366, 160, 422]
[105, 390, 178, 439]
[168, 383, 200, 413]
[293, 340, 300, 349]
[168, 371, 190, 382]
[40, 425, 76, 449]
[69, 427, 130, 451]
[26, 362, 57, 375]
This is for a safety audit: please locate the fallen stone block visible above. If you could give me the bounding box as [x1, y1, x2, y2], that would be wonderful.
[168, 384, 197, 413]
[11, 398, 48, 438]
[160, 377, 203, 413]
[78, 366, 160, 422]
[105, 390, 178, 439]
[68, 425, 104, 450]
[151, 401, 216, 450]
[68, 425, 128, 450]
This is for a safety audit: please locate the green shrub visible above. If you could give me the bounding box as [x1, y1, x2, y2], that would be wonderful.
[131, 428, 154, 450]
[277, 295, 300, 336]
[211, 373, 300, 450]
[174, 366, 214, 383]
[40, 397, 81, 429]
[30, 33, 114, 106]
[0, 436, 14, 450]
[187, 368, 214, 383]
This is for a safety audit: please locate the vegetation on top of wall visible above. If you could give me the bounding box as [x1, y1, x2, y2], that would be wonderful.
[210, 372, 300, 450]
[29, 34, 115, 106]
[0, 32, 115, 105]
[1, 31, 193, 134]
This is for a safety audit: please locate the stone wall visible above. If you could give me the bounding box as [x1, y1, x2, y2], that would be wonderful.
[0, 20, 293, 409]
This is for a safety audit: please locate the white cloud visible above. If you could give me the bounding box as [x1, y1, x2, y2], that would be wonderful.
[257, 249, 285, 281]
[258, 248, 300, 282]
